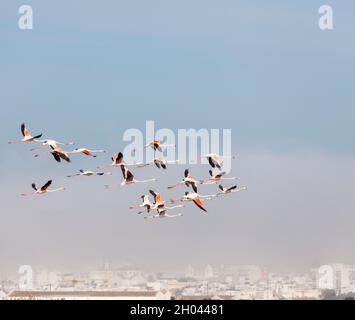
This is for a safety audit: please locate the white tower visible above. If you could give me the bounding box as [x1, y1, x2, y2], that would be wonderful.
[317, 265, 335, 290]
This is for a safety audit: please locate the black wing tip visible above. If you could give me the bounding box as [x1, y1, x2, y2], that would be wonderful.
[21, 123, 26, 136]
[52, 153, 61, 162]
[195, 201, 207, 212]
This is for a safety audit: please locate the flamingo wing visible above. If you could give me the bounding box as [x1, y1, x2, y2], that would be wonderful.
[120, 165, 127, 179]
[168, 182, 184, 189]
[191, 182, 198, 193]
[126, 168, 134, 181]
[184, 169, 189, 178]
[21, 123, 26, 136]
[31, 183, 37, 191]
[192, 196, 207, 212]
[59, 153, 71, 163]
[117, 152, 123, 164]
[210, 155, 222, 169]
[208, 157, 216, 168]
[227, 185, 237, 192]
[149, 190, 161, 204]
[155, 193, 161, 204]
[81, 149, 92, 155]
[51, 152, 62, 162]
[152, 140, 161, 151]
[154, 160, 161, 169]
[21, 123, 30, 137]
[41, 180, 52, 191]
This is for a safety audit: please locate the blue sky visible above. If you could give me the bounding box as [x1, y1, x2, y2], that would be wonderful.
[1, 1, 355, 274]
[1, 0, 354, 154]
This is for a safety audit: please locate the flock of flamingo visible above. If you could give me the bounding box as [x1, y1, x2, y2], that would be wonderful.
[9, 123, 247, 219]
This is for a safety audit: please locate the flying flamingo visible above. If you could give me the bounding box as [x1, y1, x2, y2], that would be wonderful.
[35, 147, 104, 162]
[30, 139, 75, 151]
[111, 152, 124, 166]
[217, 184, 247, 196]
[129, 195, 154, 214]
[144, 140, 175, 152]
[144, 209, 183, 220]
[169, 192, 216, 204]
[8, 123, 42, 144]
[203, 170, 238, 184]
[34, 145, 71, 163]
[149, 189, 163, 207]
[149, 190, 184, 211]
[143, 157, 179, 170]
[144, 190, 184, 219]
[106, 165, 157, 188]
[70, 148, 105, 157]
[168, 169, 205, 193]
[106, 152, 147, 168]
[131, 190, 183, 215]
[21, 180, 65, 196]
[182, 191, 208, 212]
[202, 153, 236, 169]
[67, 169, 112, 178]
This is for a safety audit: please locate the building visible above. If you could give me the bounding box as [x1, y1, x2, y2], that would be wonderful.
[317, 264, 355, 294]
[0, 291, 7, 300]
[6, 289, 171, 300]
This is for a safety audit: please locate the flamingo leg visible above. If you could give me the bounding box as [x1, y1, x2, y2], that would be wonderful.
[8, 139, 23, 144]
[34, 151, 52, 158]
[20, 192, 36, 196]
[30, 144, 46, 151]
[168, 182, 184, 189]
[165, 205, 184, 210]
[135, 178, 157, 183]
[46, 187, 65, 193]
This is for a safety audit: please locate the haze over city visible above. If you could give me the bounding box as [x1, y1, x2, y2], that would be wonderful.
[1, 0, 355, 279]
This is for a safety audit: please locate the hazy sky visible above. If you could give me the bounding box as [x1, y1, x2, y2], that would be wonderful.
[1, 1, 355, 276]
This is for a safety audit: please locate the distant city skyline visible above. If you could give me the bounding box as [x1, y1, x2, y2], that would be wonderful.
[2, 261, 355, 300]
[1, 1, 354, 277]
